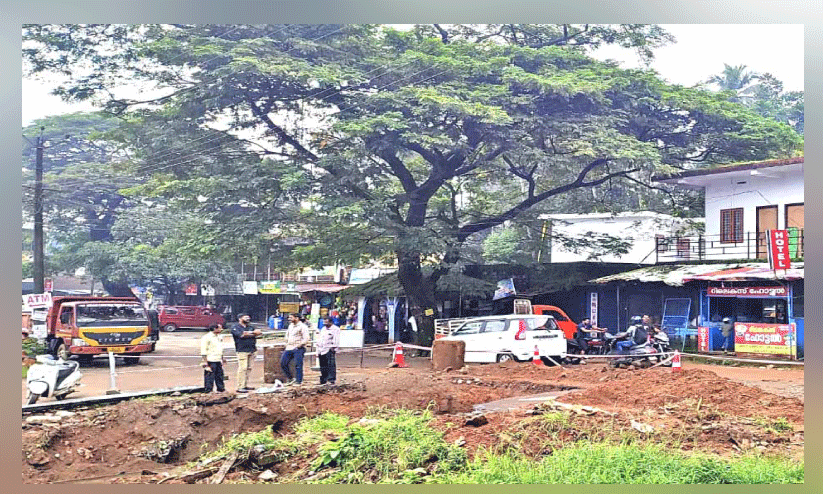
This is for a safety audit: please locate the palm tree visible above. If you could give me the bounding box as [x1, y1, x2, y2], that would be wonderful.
[707, 63, 761, 103]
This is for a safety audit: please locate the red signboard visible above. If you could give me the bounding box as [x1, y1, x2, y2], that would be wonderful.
[768, 230, 791, 270]
[44, 278, 53, 292]
[697, 326, 709, 352]
[734, 322, 796, 356]
[707, 286, 788, 298]
[185, 284, 198, 296]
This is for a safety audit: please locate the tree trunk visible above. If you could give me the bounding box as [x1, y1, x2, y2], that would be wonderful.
[396, 250, 439, 354]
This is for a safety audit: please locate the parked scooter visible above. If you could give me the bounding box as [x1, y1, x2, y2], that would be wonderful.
[25, 355, 82, 405]
[648, 330, 674, 367]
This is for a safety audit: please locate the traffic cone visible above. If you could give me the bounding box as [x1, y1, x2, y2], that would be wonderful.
[672, 350, 682, 372]
[533, 345, 544, 367]
[392, 342, 408, 368]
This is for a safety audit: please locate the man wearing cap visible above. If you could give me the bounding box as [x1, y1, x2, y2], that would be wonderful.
[720, 317, 735, 355]
[232, 313, 262, 393]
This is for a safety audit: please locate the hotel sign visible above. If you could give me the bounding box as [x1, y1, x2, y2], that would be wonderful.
[707, 286, 788, 298]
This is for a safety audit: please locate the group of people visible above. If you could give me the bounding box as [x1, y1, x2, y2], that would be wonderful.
[198, 312, 342, 394]
[573, 314, 664, 356]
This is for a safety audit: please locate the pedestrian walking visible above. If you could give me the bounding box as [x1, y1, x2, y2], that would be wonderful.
[281, 313, 309, 385]
[317, 316, 341, 385]
[200, 323, 227, 393]
[231, 313, 261, 393]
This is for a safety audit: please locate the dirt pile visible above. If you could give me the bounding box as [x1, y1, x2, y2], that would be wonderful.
[22, 362, 804, 484]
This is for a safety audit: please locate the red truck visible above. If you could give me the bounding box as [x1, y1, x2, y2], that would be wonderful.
[45, 296, 156, 365]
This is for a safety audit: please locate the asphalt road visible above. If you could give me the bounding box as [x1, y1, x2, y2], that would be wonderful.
[22, 329, 422, 403]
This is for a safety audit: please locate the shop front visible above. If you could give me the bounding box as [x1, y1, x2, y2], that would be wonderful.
[687, 267, 804, 358]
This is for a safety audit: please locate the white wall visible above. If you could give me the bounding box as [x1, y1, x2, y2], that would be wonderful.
[548, 214, 695, 264]
[702, 169, 804, 259]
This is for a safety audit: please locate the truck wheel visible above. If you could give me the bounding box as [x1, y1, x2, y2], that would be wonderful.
[162, 323, 177, 332]
[26, 392, 39, 405]
[124, 355, 141, 365]
[55, 343, 70, 361]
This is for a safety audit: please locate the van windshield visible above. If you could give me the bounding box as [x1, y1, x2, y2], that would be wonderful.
[76, 304, 148, 328]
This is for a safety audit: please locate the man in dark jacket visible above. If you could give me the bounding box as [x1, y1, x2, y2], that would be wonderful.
[231, 313, 261, 393]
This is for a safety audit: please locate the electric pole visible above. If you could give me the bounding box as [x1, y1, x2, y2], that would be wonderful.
[33, 127, 45, 294]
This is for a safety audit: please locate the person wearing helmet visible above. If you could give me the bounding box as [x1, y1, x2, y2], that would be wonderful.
[614, 316, 647, 355]
[720, 317, 735, 355]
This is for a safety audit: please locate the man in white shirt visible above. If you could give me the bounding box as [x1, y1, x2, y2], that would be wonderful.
[281, 314, 310, 385]
[200, 323, 227, 393]
[317, 317, 341, 385]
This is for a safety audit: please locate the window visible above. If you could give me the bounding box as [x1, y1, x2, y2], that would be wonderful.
[164, 308, 178, 315]
[181, 308, 196, 315]
[483, 320, 508, 333]
[720, 208, 744, 243]
[453, 321, 482, 335]
[526, 317, 558, 331]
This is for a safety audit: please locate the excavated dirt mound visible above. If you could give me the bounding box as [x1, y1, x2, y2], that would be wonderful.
[22, 362, 804, 483]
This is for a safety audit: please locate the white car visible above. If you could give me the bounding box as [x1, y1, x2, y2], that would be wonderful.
[440, 314, 566, 364]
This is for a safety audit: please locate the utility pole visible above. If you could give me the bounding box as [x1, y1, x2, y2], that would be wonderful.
[33, 127, 45, 294]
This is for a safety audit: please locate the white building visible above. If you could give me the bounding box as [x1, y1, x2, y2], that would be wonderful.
[653, 157, 804, 261]
[539, 212, 700, 265]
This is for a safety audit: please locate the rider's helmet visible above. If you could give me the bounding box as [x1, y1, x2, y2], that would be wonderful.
[630, 315, 643, 325]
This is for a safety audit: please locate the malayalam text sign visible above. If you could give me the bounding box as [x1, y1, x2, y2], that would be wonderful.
[768, 230, 792, 270]
[707, 286, 788, 298]
[734, 322, 795, 356]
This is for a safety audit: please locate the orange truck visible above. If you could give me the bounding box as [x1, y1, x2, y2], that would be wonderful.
[45, 296, 156, 365]
[531, 305, 579, 339]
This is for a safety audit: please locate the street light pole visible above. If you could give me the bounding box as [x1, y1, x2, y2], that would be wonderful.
[33, 127, 45, 294]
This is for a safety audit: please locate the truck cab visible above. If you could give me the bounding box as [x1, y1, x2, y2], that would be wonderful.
[531, 304, 578, 339]
[47, 297, 154, 365]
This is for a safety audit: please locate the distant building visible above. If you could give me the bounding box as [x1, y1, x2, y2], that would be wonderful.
[539, 212, 700, 265]
[653, 157, 803, 261]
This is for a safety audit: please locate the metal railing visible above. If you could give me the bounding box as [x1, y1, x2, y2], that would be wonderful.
[654, 229, 804, 263]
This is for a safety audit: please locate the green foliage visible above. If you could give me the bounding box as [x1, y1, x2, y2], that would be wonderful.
[436, 443, 804, 484]
[22, 338, 48, 358]
[306, 409, 467, 484]
[202, 425, 297, 463]
[23, 261, 33, 279]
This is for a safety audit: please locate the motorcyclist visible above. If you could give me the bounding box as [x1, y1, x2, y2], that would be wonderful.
[614, 316, 648, 355]
[574, 317, 603, 354]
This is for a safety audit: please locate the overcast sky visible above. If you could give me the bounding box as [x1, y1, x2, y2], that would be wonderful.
[21, 24, 804, 126]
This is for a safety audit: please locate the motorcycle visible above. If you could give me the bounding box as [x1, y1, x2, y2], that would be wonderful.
[564, 330, 607, 364]
[649, 331, 674, 367]
[602, 332, 658, 369]
[25, 355, 82, 405]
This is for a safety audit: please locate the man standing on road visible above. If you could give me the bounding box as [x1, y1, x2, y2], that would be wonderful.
[317, 317, 341, 385]
[281, 314, 309, 385]
[201, 323, 227, 393]
[232, 313, 261, 393]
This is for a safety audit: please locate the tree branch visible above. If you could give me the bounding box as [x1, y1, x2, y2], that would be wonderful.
[432, 24, 450, 44]
[247, 98, 319, 162]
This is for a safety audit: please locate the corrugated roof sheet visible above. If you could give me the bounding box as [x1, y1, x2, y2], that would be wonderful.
[590, 262, 804, 286]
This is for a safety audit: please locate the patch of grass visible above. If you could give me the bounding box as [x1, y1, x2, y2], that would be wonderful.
[203, 426, 297, 463]
[753, 417, 793, 434]
[309, 409, 467, 484]
[436, 443, 803, 484]
[22, 365, 28, 379]
[294, 412, 349, 438]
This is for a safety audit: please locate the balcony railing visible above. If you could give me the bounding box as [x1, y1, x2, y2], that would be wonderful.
[654, 229, 804, 263]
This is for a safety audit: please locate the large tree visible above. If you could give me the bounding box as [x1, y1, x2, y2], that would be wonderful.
[24, 24, 802, 343]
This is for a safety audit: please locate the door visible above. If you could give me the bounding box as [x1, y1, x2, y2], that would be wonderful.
[479, 319, 509, 362]
[448, 320, 485, 362]
[785, 203, 804, 258]
[756, 205, 778, 259]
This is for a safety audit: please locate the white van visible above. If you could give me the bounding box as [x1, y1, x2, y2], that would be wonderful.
[440, 314, 566, 364]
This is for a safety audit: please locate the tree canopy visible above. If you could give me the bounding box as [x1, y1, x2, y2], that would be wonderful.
[23, 24, 802, 342]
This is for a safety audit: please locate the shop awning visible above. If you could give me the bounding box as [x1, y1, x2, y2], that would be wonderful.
[590, 262, 804, 287]
[682, 265, 804, 282]
[295, 283, 349, 293]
